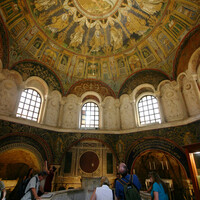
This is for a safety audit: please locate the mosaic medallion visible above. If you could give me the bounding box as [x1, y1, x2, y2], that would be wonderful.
[80, 151, 99, 173]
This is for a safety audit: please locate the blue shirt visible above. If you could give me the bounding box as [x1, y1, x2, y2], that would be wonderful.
[151, 182, 169, 200]
[115, 174, 141, 200]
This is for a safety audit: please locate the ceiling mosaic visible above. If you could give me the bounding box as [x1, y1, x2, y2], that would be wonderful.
[26, 0, 169, 57]
[0, 0, 200, 95]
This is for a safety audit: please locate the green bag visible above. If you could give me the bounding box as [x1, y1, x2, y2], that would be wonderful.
[118, 175, 141, 200]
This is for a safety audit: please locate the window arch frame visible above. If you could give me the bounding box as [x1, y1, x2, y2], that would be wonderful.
[15, 76, 48, 123]
[136, 93, 162, 127]
[16, 87, 43, 122]
[80, 100, 101, 129]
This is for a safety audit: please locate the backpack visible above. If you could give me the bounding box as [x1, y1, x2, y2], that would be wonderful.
[19, 176, 39, 199]
[118, 175, 141, 200]
[18, 178, 31, 199]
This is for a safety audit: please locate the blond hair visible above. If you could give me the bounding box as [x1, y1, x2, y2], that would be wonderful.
[100, 176, 110, 186]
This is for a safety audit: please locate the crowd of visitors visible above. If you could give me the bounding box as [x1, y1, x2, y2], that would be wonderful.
[1, 162, 169, 200]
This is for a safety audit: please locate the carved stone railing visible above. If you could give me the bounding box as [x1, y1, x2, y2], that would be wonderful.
[40, 189, 152, 200]
[140, 191, 152, 200]
[41, 189, 91, 200]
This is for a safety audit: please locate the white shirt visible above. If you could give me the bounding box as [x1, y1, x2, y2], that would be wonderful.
[21, 175, 40, 200]
[95, 185, 113, 200]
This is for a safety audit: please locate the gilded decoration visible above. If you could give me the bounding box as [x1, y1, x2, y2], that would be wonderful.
[11, 61, 64, 94]
[0, 0, 200, 95]
[67, 79, 116, 99]
[126, 138, 190, 176]
[26, 0, 169, 56]
[0, 18, 9, 68]
[174, 25, 200, 78]
[118, 70, 169, 97]
[0, 119, 200, 164]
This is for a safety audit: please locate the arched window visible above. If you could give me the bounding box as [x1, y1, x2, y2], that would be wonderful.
[81, 102, 99, 128]
[16, 88, 42, 121]
[137, 95, 161, 125]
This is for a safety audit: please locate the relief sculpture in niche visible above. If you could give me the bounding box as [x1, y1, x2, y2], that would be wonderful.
[182, 76, 200, 116]
[103, 97, 118, 130]
[120, 95, 135, 129]
[0, 80, 18, 116]
[62, 95, 79, 129]
[160, 82, 186, 122]
[44, 91, 61, 127]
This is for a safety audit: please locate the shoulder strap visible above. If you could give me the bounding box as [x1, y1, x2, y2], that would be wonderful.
[117, 178, 129, 186]
[124, 175, 140, 193]
[112, 189, 115, 200]
[24, 176, 39, 195]
[35, 176, 39, 185]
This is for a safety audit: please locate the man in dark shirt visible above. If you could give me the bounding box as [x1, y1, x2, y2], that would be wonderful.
[115, 162, 141, 200]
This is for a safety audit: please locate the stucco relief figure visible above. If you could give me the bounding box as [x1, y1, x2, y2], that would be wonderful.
[121, 10, 148, 35]
[69, 23, 85, 48]
[0, 79, 18, 116]
[135, 0, 164, 15]
[103, 97, 117, 130]
[110, 23, 123, 51]
[120, 96, 135, 129]
[160, 83, 185, 122]
[62, 96, 79, 128]
[182, 76, 200, 116]
[90, 24, 105, 53]
[45, 14, 69, 33]
[44, 91, 60, 127]
[34, 0, 57, 12]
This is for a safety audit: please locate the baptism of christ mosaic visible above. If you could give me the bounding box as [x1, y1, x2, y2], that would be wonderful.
[26, 0, 169, 57]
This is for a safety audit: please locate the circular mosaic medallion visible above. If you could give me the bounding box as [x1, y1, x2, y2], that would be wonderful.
[73, 0, 123, 19]
[80, 151, 99, 173]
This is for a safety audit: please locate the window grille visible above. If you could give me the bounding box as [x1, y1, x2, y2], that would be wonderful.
[16, 88, 41, 121]
[138, 95, 161, 125]
[81, 102, 99, 128]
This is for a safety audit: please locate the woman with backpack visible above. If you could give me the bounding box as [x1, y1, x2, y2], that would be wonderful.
[148, 172, 169, 200]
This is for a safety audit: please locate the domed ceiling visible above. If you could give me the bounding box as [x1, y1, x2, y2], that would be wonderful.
[0, 0, 200, 96]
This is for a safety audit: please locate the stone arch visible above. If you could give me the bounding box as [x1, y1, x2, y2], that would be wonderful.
[25, 76, 49, 98]
[23, 76, 49, 123]
[81, 91, 102, 103]
[131, 83, 156, 100]
[11, 60, 64, 95]
[0, 133, 53, 165]
[126, 137, 189, 177]
[118, 69, 169, 97]
[66, 79, 116, 100]
[187, 47, 200, 75]
[0, 143, 43, 174]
